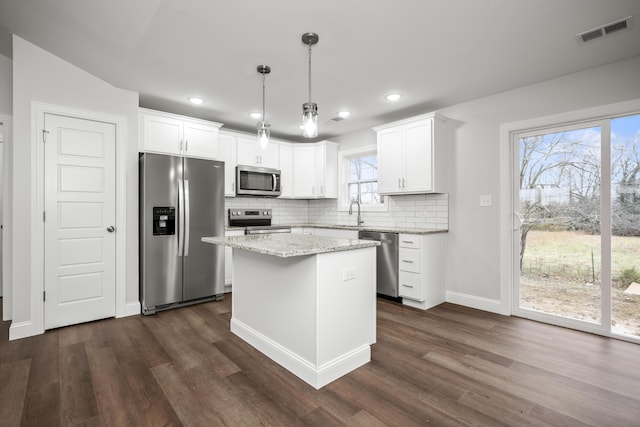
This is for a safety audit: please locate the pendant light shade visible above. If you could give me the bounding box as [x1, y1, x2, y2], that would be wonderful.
[256, 65, 271, 149]
[301, 32, 319, 138]
[302, 102, 318, 138]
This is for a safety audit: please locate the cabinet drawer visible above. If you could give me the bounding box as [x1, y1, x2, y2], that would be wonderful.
[399, 234, 420, 249]
[399, 271, 423, 301]
[399, 248, 420, 273]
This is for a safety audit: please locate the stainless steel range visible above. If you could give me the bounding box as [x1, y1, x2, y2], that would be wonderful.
[228, 208, 291, 234]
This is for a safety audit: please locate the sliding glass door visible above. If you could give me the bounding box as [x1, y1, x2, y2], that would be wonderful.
[513, 114, 640, 341]
[611, 115, 640, 338]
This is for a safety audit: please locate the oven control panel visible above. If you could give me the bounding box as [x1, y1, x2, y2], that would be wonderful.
[228, 208, 272, 227]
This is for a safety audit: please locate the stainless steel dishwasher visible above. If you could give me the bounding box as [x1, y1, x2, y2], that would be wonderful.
[358, 231, 399, 298]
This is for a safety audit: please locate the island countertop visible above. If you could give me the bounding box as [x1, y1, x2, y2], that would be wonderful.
[202, 233, 379, 258]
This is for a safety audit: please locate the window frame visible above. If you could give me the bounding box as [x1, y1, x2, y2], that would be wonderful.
[338, 145, 388, 212]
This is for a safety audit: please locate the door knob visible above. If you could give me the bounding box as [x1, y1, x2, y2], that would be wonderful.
[107, 226, 115, 232]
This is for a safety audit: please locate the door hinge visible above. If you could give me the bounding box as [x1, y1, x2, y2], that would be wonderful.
[43, 291, 46, 302]
[43, 211, 46, 222]
[42, 129, 50, 143]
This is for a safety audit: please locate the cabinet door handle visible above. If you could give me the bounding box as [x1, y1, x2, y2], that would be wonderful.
[398, 178, 402, 189]
[401, 284, 414, 288]
[320, 185, 324, 195]
[185, 140, 188, 152]
[402, 178, 406, 188]
[179, 140, 183, 152]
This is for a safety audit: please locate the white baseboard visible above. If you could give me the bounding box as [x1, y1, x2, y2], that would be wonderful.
[118, 301, 141, 318]
[231, 318, 371, 389]
[9, 320, 43, 340]
[445, 291, 508, 315]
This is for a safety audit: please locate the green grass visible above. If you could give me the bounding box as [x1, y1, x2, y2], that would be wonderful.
[522, 230, 640, 285]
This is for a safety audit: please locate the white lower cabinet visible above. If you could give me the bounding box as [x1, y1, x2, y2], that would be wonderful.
[398, 233, 446, 310]
[224, 229, 245, 291]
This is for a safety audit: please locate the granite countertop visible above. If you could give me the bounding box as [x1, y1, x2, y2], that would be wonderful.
[292, 223, 448, 235]
[202, 233, 380, 258]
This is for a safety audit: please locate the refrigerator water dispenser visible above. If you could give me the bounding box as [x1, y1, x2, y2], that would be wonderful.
[153, 206, 175, 235]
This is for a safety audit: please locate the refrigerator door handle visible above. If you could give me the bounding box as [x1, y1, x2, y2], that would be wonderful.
[178, 179, 185, 256]
[184, 179, 191, 256]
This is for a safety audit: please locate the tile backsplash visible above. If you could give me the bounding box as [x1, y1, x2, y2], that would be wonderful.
[225, 193, 448, 230]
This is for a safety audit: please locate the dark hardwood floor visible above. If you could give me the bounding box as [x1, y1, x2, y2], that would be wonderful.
[2, 295, 640, 426]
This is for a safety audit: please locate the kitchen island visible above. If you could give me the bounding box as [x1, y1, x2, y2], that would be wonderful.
[202, 233, 379, 389]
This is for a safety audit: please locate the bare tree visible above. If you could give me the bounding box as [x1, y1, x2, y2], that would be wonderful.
[518, 133, 603, 266]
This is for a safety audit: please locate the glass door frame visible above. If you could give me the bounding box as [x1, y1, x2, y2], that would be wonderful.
[499, 98, 640, 344]
[510, 119, 612, 336]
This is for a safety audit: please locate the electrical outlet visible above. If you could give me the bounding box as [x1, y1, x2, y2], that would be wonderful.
[343, 267, 356, 281]
[480, 195, 492, 207]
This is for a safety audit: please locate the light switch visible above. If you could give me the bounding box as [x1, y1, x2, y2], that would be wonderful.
[480, 195, 492, 207]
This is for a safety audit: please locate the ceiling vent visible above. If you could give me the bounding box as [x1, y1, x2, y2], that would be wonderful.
[575, 16, 633, 44]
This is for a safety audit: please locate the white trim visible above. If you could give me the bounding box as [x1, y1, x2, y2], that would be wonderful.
[231, 318, 371, 389]
[28, 102, 128, 337]
[1, 114, 12, 321]
[123, 301, 142, 317]
[499, 98, 640, 334]
[337, 144, 388, 213]
[445, 291, 507, 315]
[8, 320, 35, 340]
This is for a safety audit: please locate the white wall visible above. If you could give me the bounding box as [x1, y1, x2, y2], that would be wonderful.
[0, 54, 11, 115]
[11, 36, 139, 334]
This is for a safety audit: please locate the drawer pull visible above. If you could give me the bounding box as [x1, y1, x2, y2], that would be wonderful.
[401, 260, 414, 263]
[402, 240, 414, 244]
[401, 284, 414, 288]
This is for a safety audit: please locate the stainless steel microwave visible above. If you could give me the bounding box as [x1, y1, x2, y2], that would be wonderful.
[236, 165, 281, 197]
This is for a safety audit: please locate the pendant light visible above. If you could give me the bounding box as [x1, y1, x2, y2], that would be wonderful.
[256, 65, 271, 149]
[301, 32, 319, 138]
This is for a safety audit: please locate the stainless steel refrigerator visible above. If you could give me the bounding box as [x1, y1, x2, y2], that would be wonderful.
[139, 153, 225, 314]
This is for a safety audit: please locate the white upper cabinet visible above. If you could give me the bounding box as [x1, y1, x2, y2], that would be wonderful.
[293, 145, 316, 197]
[139, 108, 222, 159]
[292, 141, 338, 198]
[217, 131, 237, 197]
[374, 112, 446, 195]
[279, 144, 294, 198]
[315, 142, 338, 198]
[236, 136, 280, 169]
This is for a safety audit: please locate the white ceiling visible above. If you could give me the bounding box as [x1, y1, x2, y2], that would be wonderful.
[1, 0, 639, 141]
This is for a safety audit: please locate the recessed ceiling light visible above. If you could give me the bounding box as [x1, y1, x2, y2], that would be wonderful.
[249, 112, 262, 119]
[188, 97, 204, 105]
[385, 93, 403, 102]
[337, 111, 351, 119]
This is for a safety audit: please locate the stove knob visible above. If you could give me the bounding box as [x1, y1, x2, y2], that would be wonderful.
[264, 211, 269, 216]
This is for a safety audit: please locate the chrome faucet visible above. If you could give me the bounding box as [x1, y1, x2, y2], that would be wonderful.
[349, 199, 364, 227]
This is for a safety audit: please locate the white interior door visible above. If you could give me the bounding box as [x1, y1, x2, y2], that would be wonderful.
[44, 113, 116, 329]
